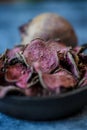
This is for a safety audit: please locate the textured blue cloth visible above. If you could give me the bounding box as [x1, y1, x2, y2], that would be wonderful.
[0, 1, 87, 130]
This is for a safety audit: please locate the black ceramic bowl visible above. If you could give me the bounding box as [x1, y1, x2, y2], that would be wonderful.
[0, 86, 87, 121]
[0, 43, 87, 121]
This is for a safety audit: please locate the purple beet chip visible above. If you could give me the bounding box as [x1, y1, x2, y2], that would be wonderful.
[6, 45, 23, 61]
[23, 38, 59, 73]
[5, 63, 33, 88]
[66, 51, 80, 79]
[38, 47, 58, 73]
[37, 68, 77, 93]
[23, 38, 45, 65]
[58, 48, 80, 79]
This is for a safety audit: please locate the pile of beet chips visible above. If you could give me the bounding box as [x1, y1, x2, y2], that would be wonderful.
[0, 38, 87, 98]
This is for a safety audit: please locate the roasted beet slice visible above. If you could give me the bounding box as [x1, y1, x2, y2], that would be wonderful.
[34, 64, 77, 92]
[6, 45, 24, 61]
[74, 44, 87, 55]
[74, 46, 82, 54]
[23, 38, 46, 65]
[38, 48, 58, 73]
[27, 75, 39, 88]
[0, 52, 8, 78]
[16, 67, 32, 88]
[79, 69, 87, 87]
[23, 38, 59, 73]
[5, 63, 33, 88]
[79, 54, 87, 64]
[66, 51, 80, 79]
[0, 58, 5, 78]
[79, 78, 87, 87]
[58, 48, 80, 79]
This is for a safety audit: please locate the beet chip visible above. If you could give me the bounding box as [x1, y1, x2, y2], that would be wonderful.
[37, 68, 77, 92]
[6, 45, 24, 61]
[0, 57, 5, 78]
[66, 52, 80, 79]
[5, 63, 33, 88]
[58, 48, 80, 79]
[23, 39, 45, 65]
[79, 67, 87, 87]
[79, 77, 87, 87]
[23, 39, 58, 73]
[38, 48, 58, 73]
[79, 54, 87, 64]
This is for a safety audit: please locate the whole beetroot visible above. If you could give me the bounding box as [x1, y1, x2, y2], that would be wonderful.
[20, 13, 78, 47]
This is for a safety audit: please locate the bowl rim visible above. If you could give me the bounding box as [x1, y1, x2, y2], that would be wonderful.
[2, 85, 87, 102]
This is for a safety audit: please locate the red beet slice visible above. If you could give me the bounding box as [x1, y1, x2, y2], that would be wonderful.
[79, 68, 87, 87]
[74, 46, 82, 54]
[58, 48, 80, 79]
[6, 45, 23, 61]
[79, 77, 87, 87]
[16, 67, 32, 88]
[39, 48, 58, 73]
[23, 39, 59, 73]
[0, 52, 8, 78]
[66, 51, 80, 79]
[23, 38, 46, 65]
[36, 67, 77, 92]
[0, 58, 4, 78]
[79, 53, 87, 64]
[5, 63, 33, 88]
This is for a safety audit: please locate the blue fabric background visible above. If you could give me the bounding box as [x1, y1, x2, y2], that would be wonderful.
[0, 1, 87, 130]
